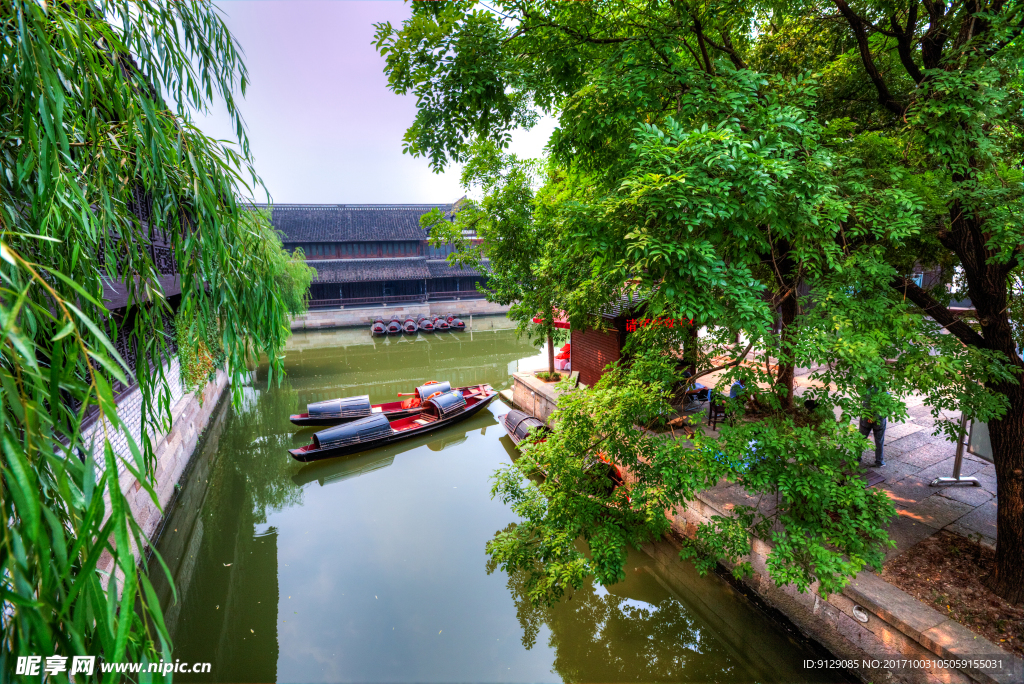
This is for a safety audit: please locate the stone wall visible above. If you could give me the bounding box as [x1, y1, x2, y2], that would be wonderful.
[669, 490, 1022, 684]
[94, 364, 230, 575]
[291, 299, 510, 330]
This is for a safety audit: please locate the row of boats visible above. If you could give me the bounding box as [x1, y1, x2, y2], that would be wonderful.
[371, 313, 466, 336]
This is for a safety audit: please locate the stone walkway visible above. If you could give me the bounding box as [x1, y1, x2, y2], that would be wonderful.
[686, 362, 998, 559]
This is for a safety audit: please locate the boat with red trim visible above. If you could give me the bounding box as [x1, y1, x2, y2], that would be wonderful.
[289, 381, 479, 427]
[289, 386, 497, 462]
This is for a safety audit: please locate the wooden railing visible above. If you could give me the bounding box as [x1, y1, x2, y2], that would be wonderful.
[307, 290, 486, 309]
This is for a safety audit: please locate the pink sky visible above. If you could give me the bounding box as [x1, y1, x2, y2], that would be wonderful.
[196, 1, 553, 204]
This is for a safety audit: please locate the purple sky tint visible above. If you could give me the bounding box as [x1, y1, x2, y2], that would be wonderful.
[196, 1, 553, 204]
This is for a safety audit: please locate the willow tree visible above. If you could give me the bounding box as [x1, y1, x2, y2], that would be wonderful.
[376, 0, 1024, 603]
[1, 0, 291, 673]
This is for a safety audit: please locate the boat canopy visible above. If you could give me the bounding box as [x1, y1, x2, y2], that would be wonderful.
[308, 395, 372, 419]
[427, 390, 467, 418]
[415, 381, 451, 399]
[313, 413, 393, 450]
[504, 410, 549, 445]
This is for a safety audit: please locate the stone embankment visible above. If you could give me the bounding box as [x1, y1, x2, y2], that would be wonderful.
[291, 299, 510, 331]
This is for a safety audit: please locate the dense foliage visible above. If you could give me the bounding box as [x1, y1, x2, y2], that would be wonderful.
[377, 0, 1024, 603]
[1, 0, 292, 676]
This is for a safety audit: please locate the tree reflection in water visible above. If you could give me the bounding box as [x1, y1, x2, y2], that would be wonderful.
[492, 531, 800, 683]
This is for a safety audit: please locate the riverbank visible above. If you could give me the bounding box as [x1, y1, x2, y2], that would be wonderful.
[291, 299, 511, 331]
[509, 369, 1022, 684]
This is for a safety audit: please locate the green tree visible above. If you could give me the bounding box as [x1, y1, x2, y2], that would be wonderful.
[1, 0, 292, 674]
[421, 142, 577, 377]
[377, 0, 1024, 603]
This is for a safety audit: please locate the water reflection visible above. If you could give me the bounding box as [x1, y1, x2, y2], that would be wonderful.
[150, 321, 843, 683]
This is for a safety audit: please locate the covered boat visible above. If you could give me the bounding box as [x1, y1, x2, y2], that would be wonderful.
[502, 410, 550, 446]
[403, 317, 418, 334]
[433, 316, 450, 331]
[446, 313, 466, 331]
[500, 409, 626, 493]
[290, 380, 467, 427]
[386, 316, 402, 335]
[290, 386, 497, 462]
[417, 316, 434, 333]
[370, 317, 387, 336]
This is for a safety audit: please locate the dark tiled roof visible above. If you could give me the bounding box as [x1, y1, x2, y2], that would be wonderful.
[598, 292, 649, 319]
[426, 259, 489, 278]
[311, 258, 429, 283]
[258, 204, 452, 242]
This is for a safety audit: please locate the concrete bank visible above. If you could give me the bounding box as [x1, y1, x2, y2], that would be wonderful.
[96, 367, 231, 575]
[291, 298, 510, 331]
[509, 370, 1022, 684]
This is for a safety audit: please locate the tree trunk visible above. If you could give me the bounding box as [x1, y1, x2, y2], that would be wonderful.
[547, 329, 555, 377]
[775, 291, 797, 410]
[987, 382, 1024, 604]
[943, 198, 1024, 604]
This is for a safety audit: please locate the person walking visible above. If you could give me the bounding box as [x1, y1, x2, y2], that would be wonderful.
[859, 386, 887, 467]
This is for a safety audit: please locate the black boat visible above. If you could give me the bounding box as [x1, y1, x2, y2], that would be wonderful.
[290, 381, 483, 427]
[433, 315, 450, 331]
[386, 316, 402, 335]
[445, 313, 466, 331]
[500, 409, 627, 493]
[417, 316, 434, 333]
[290, 386, 497, 462]
[370, 317, 387, 336]
[403, 316, 418, 334]
[502, 409, 550, 446]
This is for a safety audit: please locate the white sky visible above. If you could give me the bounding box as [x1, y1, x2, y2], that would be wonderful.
[195, 1, 555, 204]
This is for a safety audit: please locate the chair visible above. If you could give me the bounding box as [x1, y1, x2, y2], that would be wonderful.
[707, 391, 727, 430]
[683, 387, 710, 412]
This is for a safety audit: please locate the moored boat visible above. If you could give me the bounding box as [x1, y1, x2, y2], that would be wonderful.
[370, 317, 387, 336]
[446, 313, 466, 331]
[386, 316, 402, 335]
[417, 316, 434, 333]
[500, 409, 626, 493]
[403, 316, 418, 334]
[289, 386, 497, 462]
[433, 316, 450, 331]
[290, 381, 476, 427]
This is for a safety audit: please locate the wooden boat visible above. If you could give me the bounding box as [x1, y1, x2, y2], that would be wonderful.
[433, 316, 450, 331]
[500, 409, 626, 492]
[370, 317, 387, 336]
[289, 386, 498, 462]
[289, 381, 473, 427]
[402, 316, 418, 334]
[417, 316, 434, 333]
[445, 313, 466, 331]
[386, 316, 402, 335]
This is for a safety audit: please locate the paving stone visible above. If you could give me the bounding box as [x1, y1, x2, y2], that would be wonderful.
[885, 515, 941, 558]
[914, 455, 987, 483]
[881, 476, 937, 507]
[953, 499, 997, 539]
[944, 522, 996, 548]
[934, 483, 994, 507]
[896, 494, 974, 530]
[901, 442, 956, 468]
[868, 458, 923, 484]
[885, 421, 926, 441]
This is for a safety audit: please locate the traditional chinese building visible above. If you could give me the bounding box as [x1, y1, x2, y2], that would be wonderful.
[262, 203, 489, 307]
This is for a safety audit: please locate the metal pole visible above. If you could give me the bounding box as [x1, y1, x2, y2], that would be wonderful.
[931, 412, 981, 487]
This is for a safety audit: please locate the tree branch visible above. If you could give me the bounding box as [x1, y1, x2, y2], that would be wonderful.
[890, 276, 987, 348]
[689, 340, 756, 385]
[891, 5, 925, 84]
[832, 0, 908, 116]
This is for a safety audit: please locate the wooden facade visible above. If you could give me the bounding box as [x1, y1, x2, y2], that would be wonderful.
[261, 204, 488, 305]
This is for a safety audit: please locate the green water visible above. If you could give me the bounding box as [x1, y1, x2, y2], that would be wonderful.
[150, 319, 842, 683]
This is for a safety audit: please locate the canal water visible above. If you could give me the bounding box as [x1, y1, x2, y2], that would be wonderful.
[150, 317, 841, 683]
